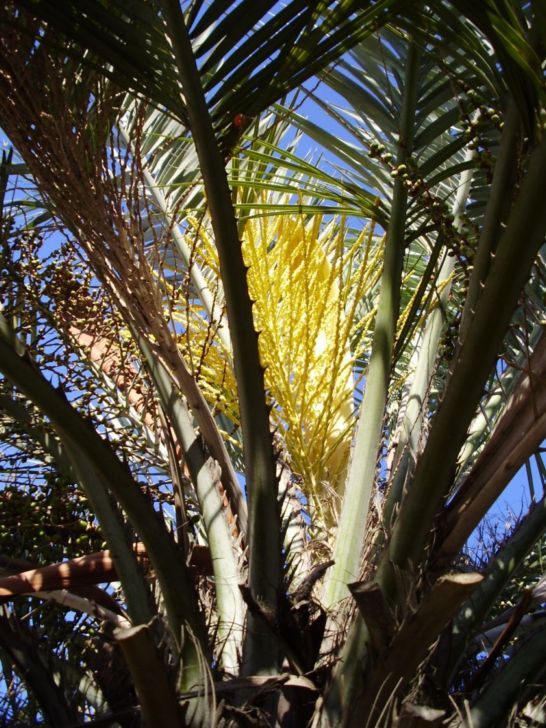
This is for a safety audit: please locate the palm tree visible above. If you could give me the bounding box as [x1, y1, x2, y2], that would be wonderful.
[0, 1, 545, 725]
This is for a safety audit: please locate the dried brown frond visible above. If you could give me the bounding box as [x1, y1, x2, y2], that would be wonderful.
[0, 13, 245, 536]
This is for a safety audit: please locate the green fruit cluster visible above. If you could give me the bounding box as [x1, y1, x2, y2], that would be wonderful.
[0, 474, 105, 565]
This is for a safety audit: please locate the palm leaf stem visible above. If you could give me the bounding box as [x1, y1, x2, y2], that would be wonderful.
[1, 396, 153, 627]
[160, 344, 247, 536]
[139, 337, 244, 674]
[158, 0, 281, 674]
[59, 443, 154, 626]
[0, 614, 77, 728]
[455, 321, 544, 477]
[459, 102, 521, 344]
[383, 152, 476, 528]
[60, 662, 108, 717]
[0, 313, 206, 680]
[439, 330, 546, 559]
[379, 130, 546, 602]
[319, 40, 420, 728]
[391, 231, 444, 363]
[23, 591, 129, 630]
[461, 625, 546, 728]
[448, 494, 546, 685]
[351, 573, 482, 727]
[322, 40, 420, 609]
[115, 624, 187, 728]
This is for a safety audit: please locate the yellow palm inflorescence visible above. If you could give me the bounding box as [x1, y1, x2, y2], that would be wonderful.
[172, 204, 383, 518]
[243, 212, 381, 509]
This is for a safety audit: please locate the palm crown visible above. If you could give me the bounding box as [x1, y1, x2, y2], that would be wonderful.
[0, 2, 545, 726]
